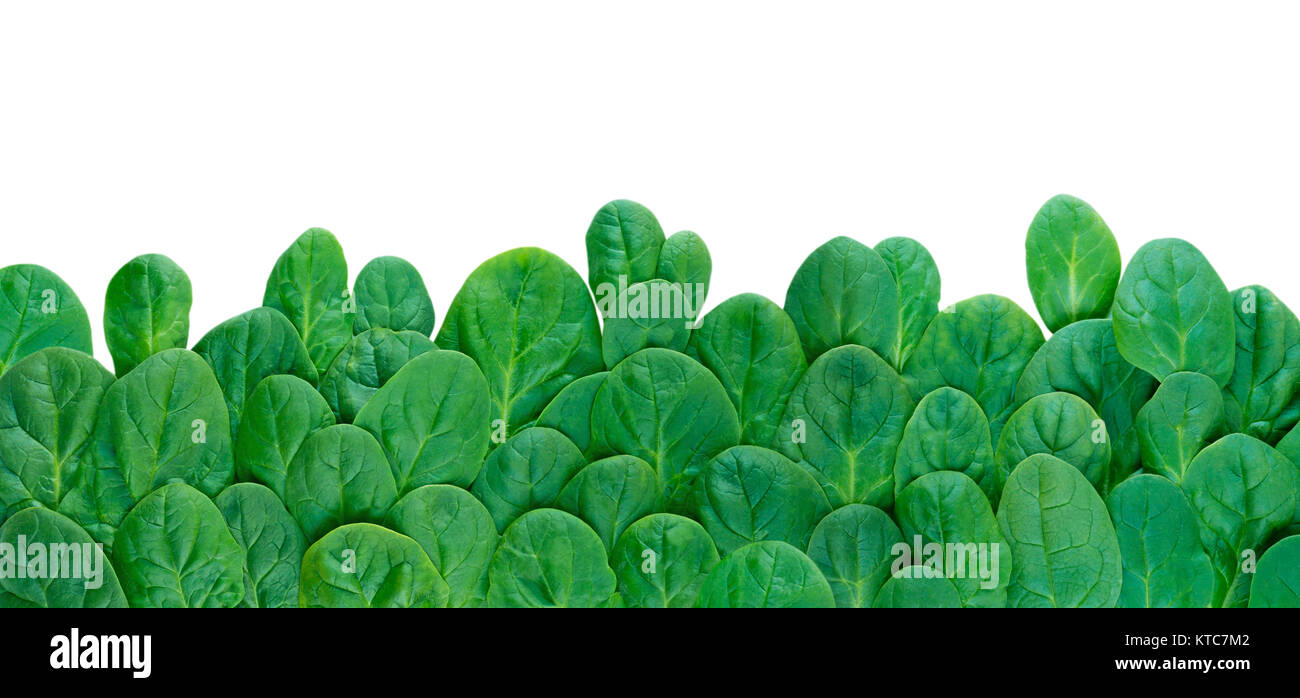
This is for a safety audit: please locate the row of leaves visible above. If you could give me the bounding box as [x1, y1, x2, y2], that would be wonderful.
[1, 196, 1299, 607]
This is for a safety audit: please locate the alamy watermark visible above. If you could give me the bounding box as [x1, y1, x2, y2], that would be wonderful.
[0, 534, 107, 590]
[592, 275, 705, 329]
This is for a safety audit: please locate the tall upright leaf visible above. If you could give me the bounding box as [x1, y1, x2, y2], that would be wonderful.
[585, 199, 666, 296]
[103, 253, 192, 376]
[784, 236, 900, 364]
[263, 228, 353, 374]
[1024, 194, 1121, 332]
[875, 236, 940, 371]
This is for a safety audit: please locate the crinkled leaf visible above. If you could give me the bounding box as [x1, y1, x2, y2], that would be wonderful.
[693, 445, 829, 555]
[806, 503, 904, 608]
[299, 523, 448, 608]
[353, 255, 435, 336]
[214, 482, 306, 608]
[611, 512, 719, 608]
[784, 236, 899, 364]
[557, 455, 658, 552]
[385, 484, 498, 608]
[470, 426, 586, 533]
[695, 540, 834, 608]
[285, 424, 398, 541]
[893, 387, 995, 500]
[486, 508, 616, 608]
[317, 328, 436, 423]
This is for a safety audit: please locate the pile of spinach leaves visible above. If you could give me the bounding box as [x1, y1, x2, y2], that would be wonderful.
[2, 195, 1298, 608]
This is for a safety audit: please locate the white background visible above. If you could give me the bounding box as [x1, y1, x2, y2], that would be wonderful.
[3, 2, 1298, 362]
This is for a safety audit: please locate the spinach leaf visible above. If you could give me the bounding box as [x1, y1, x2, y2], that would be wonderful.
[1248, 535, 1300, 608]
[611, 513, 719, 608]
[875, 236, 940, 371]
[0, 508, 126, 608]
[1182, 434, 1298, 607]
[557, 455, 659, 551]
[263, 227, 353, 374]
[486, 508, 617, 608]
[895, 471, 1012, 607]
[536, 371, 607, 455]
[590, 348, 740, 512]
[805, 503, 904, 608]
[1024, 194, 1121, 332]
[317, 328, 437, 423]
[285, 424, 399, 541]
[687, 293, 807, 447]
[354, 350, 491, 493]
[111, 483, 245, 608]
[234, 374, 336, 499]
[784, 236, 900, 364]
[352, 255, 436, 336]
[893, 387, 995, 500]
[873, 567, 962, 608]
[993, 392, 1111, 503]
[299, 522, 449, 608]
[214, 482, 307, 608]
[192, 306, 318, 432]
[0, 348, 114, 521]
[777, 344, 912, 509]
[1134, 371, 1224, 484]
[905, 294, 1044, 444]
[437, 247, 603, 436]
[1106, 474, 1214, 608]
[996, 453, 1122, 607]
[585, 199, 666, 295]
[1112, 238, 1235, 386]
[601, 279, 693, 369]
[58, 349, 234, 548]
[656, 230, 711, 309]
[693, 445, 829, 555]
[104, 253, 192, 376]
[385, 484, 498, 608]
[0, 264, 93, 375]
[695, 540, 834, 608]
[470, 426, 586, 532]
[1223, 285, 1300, 442]
[1014, 318, 1156, 479]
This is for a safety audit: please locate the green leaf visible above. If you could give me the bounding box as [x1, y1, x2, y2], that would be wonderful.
[656, 230, 711, 310]
[469, 426, 586, 533]
[214, 482, 307, 608]
[611, 513, 719, 608]
[536, 371, 607, 456]
[486, 508, 616, 608]
[192, 306, 318, 433]
[693, 445, 829, 555]
[996, 453, 1122, 608]
[354, 350, 491, 493]
[0, 348, 114, 520]
[893, 387, 995, 500]
[777, 344, 913, 509]
[1223, 285, 1300, 442]
[590, 348, 740, 513]
[1014, 318, 1157, 481]
[600, 279, 693, 369]
[1112, 238, 1235, 386]
[1106, 474, 1214, 608]
[895, 471, 1012, 607]
[687, 293, 807, 447]
[1248, 535, 1300, 608]
[385, 484, 498, 608]
[905, 294, 1044, 444]
[58, 349, 233, 548]
[1182, 434, 1297, 607]
[695, 540, 834, 608]
[352, 255, 436, 336]
[557, 455, 658, 552]
[1134, 371, 1224, 484]
[317, 328, 437, 423]
[805, 503, 904, 608]
[585, 199, 666, 295]
[112, 483, 245, 607]
[875, 236, 941, 371]
[285, 424, 399, 541]
[263, 227, 353, 374]
[873, 567, 962, 608]
[784, 236, 900, 364]
[994, 392, 1111, 504]
[437, 247, 603, 436]
[233, 374, 335, 500]
[103, 253, 192, 377]
[0, 508, 126, 608]
[1024, 194, 1121, 332]
[0, 264, 93, 375]
[299, 522, 449, 608]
